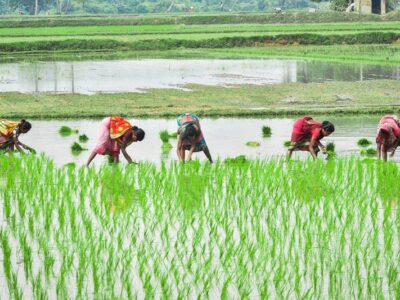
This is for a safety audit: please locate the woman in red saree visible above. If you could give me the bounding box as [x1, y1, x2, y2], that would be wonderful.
[86, 116, 145, 166]
[0, 119, 35, 153]
[287, 116, 335, 159]
[376, 115, 400, 161]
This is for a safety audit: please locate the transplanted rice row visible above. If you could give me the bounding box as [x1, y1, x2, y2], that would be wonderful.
[0, 154, 399, 298]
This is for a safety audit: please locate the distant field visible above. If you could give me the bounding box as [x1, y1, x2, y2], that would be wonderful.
[0, 22, 399, 37]
[0, 12, 399, 60]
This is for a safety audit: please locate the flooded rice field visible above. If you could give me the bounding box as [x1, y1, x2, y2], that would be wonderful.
[18, 116, 393, 166]
[0, 59, 399, 94]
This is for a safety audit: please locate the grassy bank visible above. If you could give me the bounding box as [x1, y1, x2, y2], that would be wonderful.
[1, 80, 400, 118]
[0, 11, 388, 28]
[3, 44, 400, 65]
[0, 155, 399, 298]
[1, 32, 400, 53]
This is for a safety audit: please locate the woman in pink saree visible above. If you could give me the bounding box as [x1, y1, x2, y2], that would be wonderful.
[86, 116, 145, 166]
[376, 115, 400, 161]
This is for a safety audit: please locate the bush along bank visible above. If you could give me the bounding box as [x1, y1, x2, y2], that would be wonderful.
[1, 32, 400, 53]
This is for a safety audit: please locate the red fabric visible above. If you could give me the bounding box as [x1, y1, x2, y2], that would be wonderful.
[376, 115, 400, 148]
[291, 116, 322, 143]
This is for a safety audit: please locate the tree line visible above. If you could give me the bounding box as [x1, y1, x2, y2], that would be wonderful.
[0, 0, 315, 15]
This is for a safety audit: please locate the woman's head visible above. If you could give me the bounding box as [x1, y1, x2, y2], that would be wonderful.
[132, 126, 145, 142]
[321, 121, 335, 137]
[19, 119, 32, 133]
[181, 124, 199, 140]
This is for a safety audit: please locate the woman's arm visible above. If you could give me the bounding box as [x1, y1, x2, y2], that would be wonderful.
[203, 146, 213, 163]
[177, 137, 185, 162]
[13, 139, 25, 153]
[377, 143, 382, 159]
[187, 137, 196, 161]
[390, 137, 400, 157]
[86, 151, 97, 166]
[121, 147, 133, 163]
[317, 140, 326, 154]
[380, 143, 387, 161]
[16, 140, 36, 153]
[308, 138, 318, 159]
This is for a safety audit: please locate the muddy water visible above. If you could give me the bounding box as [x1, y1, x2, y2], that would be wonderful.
[0, 59, 399, 94]
[16, 116, 393, 166]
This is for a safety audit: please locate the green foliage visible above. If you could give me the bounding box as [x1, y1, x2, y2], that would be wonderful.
[246, 141, 260, 147]
[71, 142, 87, 152]
[326, 142, 335, 152]
[1, 155, 399, 299]
[224, 155, 247, 164]
[159, 130, 170, 143]
[361, 147, 377, 156]
[78, 134, 89, 143]
[284, 140, 292, 147]
[330, 0, 349, 12]
[262, 125, 272, 137]
[59, 126, 78, 136]
[357, 138, 372, 147]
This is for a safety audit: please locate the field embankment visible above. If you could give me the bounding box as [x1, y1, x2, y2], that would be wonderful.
[1, 12, 400, 56]
[1, 80, 400, 118]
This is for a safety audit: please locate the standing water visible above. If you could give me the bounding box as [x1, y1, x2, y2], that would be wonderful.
[18, 116, 390, 166]
[0, 59, 399, 94]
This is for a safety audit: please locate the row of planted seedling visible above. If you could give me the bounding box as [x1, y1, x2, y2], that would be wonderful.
[0, 154, 399, 298]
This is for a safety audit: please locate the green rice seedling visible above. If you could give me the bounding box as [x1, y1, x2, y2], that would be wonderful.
[161, 142, 173, 154]
[326, 142, 335, 152]
[159, 130, 170, 143]
[169, 132, 178, 139]
[262, 126, 272, 137]
[59, 126, 78, 136]
[78, 134, 89, 143]
[71, 142, 88, 155]
[357, 138, 372, 147]
[360, 148, 377, 156]
[224, 155, 247, 164]
[284, 140, 292, 147]
[246, 141, 260, 147]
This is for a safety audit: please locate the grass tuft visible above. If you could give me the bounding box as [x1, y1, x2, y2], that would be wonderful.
[357, 138, 373, 147]
[59, 126, 78, 136]
[262, 126, 272, 137]
[246, 141, 260, 147]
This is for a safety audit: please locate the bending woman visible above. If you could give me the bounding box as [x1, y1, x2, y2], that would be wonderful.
[376, 114, 400, 161]
[287, 116, 335, 159]
[176, 113, 212, 163]
[0, 119, 35, 153]
[87, 116, 145, 166]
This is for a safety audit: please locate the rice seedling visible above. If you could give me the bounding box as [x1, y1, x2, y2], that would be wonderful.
[59, 126, 79, 136]
[0, 154, 399, 299]
[78, 134, 89, 143]
[360, 148, 377, 156]
[169, 132, 178, 139]
[71, 142, 88, 154]
[245, 141, 260, 147]
[159, 130, 170, 143]
[262, 126, 272, 137]
[284, 140, 292, 147]
[224, 155, 247, 164]
[357, 138, 373, 147]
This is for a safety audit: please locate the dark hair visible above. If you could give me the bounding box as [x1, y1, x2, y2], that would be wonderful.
[133, 126, 145, 142]
[183, 124, 198, 139]
[322, 121, 335, 133]
[19, 119, 32, 132]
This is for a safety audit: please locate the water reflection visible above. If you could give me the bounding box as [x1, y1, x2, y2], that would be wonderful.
[1, 59, 399, 94]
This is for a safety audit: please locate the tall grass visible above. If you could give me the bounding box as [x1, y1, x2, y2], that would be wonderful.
[0, 154, 399, 298]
